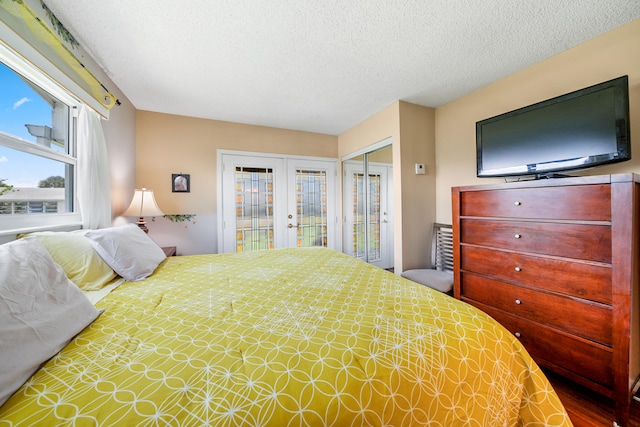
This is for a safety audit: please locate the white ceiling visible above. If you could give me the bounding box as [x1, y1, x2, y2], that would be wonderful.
[43, 1, 640, 135]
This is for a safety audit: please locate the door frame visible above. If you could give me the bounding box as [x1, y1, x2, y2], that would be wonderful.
[217, 149, 339, 253]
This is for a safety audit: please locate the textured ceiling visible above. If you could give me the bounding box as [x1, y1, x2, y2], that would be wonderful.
[43, 1, 640, 135]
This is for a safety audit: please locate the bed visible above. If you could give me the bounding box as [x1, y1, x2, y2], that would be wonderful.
[0, 224, 571, 426]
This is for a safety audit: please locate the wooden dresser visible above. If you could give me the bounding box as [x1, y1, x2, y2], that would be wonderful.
[452, 174, 640, 427]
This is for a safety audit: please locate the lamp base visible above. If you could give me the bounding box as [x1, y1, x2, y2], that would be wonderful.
[135, 217, 149, 233]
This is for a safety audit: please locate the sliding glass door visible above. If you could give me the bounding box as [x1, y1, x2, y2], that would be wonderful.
[343, 159, 393, 269]
[342, 141, 394, 270]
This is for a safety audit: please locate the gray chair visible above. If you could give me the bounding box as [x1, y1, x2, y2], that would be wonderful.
[401, 223, 454, 294]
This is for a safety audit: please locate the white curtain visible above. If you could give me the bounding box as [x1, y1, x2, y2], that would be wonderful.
[77, 104, 111, 229]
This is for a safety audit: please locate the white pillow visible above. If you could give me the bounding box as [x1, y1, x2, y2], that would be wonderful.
[0, 237, 102, 407]
[85, 224, 166, 281]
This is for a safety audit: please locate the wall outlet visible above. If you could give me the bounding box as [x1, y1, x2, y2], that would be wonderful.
[415, 163, 425, 175]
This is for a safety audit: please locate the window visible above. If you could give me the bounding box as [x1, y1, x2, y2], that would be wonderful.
[0, 57, 80, 232]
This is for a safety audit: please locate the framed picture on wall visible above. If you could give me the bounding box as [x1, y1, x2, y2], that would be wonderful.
[172, 174, 190, 193]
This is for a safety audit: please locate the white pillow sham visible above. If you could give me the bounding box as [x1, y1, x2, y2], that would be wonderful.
[85, 224, 166, 281]
[0, 237, 103, 407]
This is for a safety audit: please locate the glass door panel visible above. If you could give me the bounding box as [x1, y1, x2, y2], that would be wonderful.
[367, 172, 381, 262]
[352, 171, 365, 258]
[294, 169, 328, 247]
[234, 167, 274, 252]
[343, 158, 392, 269]
[286, 158, 336, 249]
[348, 169, 382, 262]
[221, 154, 286, 253]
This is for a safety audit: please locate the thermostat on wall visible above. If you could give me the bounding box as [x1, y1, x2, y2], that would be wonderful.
[415, 163, 425, 175]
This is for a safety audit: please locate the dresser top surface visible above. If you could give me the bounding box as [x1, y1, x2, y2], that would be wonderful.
[453, 173, 640, 192]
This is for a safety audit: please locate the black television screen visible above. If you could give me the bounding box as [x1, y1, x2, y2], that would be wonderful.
[476, 75, 630, 178]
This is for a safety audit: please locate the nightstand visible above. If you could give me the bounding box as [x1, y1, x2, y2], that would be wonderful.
[162, 246, 177, 257]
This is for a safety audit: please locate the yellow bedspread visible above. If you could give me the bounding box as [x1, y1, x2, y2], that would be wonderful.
[0, 247, 571, 426]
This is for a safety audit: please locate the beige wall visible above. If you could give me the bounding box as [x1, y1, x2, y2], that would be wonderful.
[135, 111, 338, 216]
[338, 102, 399, 159]
[398, 102, 436, 271]
[102, 94, 137, 223]
[435, 18, 640, 223]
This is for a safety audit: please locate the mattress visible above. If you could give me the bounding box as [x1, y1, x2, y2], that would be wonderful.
[0, 247, 571, 426]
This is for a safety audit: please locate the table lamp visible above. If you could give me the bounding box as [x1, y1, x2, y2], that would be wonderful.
[123, 187, 164, 233]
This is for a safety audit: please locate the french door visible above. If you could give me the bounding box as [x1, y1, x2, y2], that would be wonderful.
[219, 152, 338, 253]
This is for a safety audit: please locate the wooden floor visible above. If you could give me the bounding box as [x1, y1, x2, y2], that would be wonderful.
[545, 370, 640, 427]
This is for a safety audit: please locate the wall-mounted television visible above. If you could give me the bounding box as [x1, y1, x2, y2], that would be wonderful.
[476, 75, 630, 179]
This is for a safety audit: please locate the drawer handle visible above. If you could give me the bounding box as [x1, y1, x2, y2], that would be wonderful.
[514, 267, 521, 272]
[515, 332, 521, 338]
[514, 201, 521, 206]
[515, 299, 522, 305]
[514, 234, 521, 239]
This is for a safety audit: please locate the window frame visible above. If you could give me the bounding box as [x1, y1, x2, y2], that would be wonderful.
[0, 43, 82, 235]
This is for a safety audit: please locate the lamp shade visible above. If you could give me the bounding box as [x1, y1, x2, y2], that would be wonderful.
[123, 188, 164, 217]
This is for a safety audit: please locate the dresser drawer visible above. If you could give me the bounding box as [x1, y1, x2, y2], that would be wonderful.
[468, 300, 613, 389]
[461, 272, 612, 346]
[460, 184, 611, 221]
[461, 245, 612, 304]
[460, 219, 611, 263]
